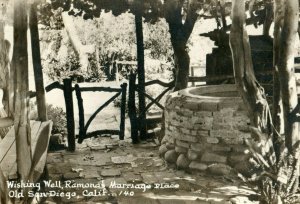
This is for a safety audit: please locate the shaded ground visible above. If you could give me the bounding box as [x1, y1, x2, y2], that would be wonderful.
[40, 136, 259, 204]
[36, 81, 260, 204]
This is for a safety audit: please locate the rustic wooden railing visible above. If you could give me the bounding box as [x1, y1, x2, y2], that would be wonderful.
[30, 78, 127, 149]
[74, 83, 127, 144]
[128, 73, 174, 143]
[30, 78, 76, 151]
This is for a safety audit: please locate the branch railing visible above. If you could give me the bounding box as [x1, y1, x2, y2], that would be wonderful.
[30, 78, 127, 150]
[74, 83, 127, 143]
[128, 72, 174, 143]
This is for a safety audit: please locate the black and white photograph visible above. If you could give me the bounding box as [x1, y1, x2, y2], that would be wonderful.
[0, 0, 299, 203]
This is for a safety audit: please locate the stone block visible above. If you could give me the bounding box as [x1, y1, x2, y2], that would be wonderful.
[238, 132, 251, 139]
[211, 145, 232, 152]
[166, 143, 175, 149]
[181, 128, 191, 134]
[200, 101, 219, 111]
[194, 111, 213, 117]
[187, 149, 200, 161]
[176, 140, 190, 148]
[197, 130, 210, 137]
[100, 169, 121, 177]
[201, 152, 227, 163]
[175, 146, 188, 153]
[222, 137, 244, 145]
[213, 109, 234, 118]
[159, 144, 169, 157]
[190, 143, 205, 152]
[175, 134, 198, 143]
[192, 117, 213, 130]
[164, 150, 178, 163]
[182, 101, 200, 110]
[189, 161, 208, 171]
[206, 137, 219, 144]
[231, 146, 248, 153]
[218, 101, 240, 110]
[212, 122, 232, 130]
[208, 164, 232, 175]
[177, 154, 190, 169]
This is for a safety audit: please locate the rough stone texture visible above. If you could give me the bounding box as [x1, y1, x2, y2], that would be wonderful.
[208, 164, 232, 175]
[175, 146, 188, 153]
[159, 144, 168, 157]
[187, 150, 199, 161]
[160, 85, 251, 175]
[176, 154, 190, 169]
[189, 161, 208, 171]
[201, 152, 227, 163]
[164, 150, 178, 163]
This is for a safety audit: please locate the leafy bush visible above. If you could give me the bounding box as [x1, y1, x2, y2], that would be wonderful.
[240, 127, 300, 204]
[47, 105, 67, 134]
[30, 103, 67, 135]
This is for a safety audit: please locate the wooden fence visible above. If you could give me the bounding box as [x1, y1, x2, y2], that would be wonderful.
[30, 78, 127, 151]
[128, 73, 174, 143]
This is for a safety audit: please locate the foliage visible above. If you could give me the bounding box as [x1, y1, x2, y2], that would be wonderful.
[30, 104, 67, 135]
[47, 105, 67, 134]
[240, 127, 300, 204]
[43, 45, 85, 82]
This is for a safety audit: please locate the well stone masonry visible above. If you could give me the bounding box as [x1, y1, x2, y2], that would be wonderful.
[159, 85, 253, 176]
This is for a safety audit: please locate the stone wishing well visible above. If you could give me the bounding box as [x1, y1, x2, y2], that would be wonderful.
[160, 84, 252, 175]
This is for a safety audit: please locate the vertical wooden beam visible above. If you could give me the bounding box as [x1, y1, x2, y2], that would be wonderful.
[135, 5, 147, 140]
[13, 0, 32, 181]
[128, 73, 139, 143]
[75, 84, 85, 144]
[119, 83, 127, 140]
[29, 2, 47, 122]
[63, 78, 75, 151]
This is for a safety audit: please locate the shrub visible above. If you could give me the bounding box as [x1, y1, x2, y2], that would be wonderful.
[30, 103, 67, 135]
[240, 127, 300, 204]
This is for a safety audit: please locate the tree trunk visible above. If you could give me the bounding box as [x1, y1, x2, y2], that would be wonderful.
[61, 12, 94, 73]
[12, 0, 32, 182]
[170, 37, 190, 91]
[30, 3, 48, 122]
[165, 1, 198, 91]
[229, 0, 269, 131]
[272, 0, 284, 157]
[276, 0, 299, 152]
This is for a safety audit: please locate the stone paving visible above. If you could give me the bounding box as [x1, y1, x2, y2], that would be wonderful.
[38, 136, 260, 204]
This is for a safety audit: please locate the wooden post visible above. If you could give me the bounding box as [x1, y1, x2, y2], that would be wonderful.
[119, 83, 127, 140]
[29, 2, 47, 122]
[75, 84, 85, 143]
[190, 66, 195, 87]
[135, 7, 147, 140]
[13, 0, 32, 181]
[63, 78, 75, 151]
[128, 73, 139, 143]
